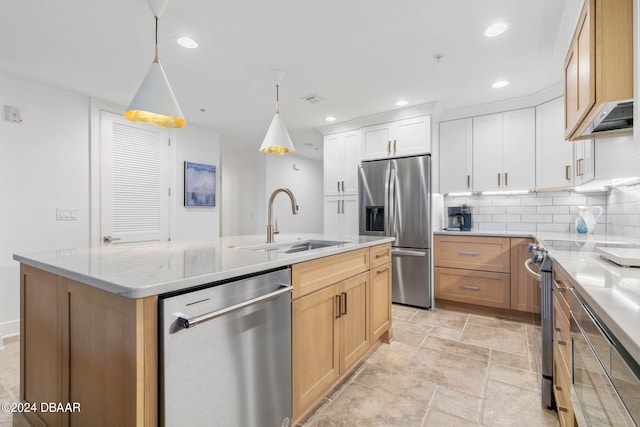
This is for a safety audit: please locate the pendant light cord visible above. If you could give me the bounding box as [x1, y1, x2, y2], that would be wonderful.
[275, 84, 280, 113]
[154, 16, 159, 63]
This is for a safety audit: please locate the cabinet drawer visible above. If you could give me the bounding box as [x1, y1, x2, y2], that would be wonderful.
[553, 293, 571, 370]
[292, 249, 369, 299]
[553, 344, 575, 427]
[434, 267, 510, 309]
[434, 235, 510, 273]
[553, 267, 573, 320]
[369, 243, 392, 268]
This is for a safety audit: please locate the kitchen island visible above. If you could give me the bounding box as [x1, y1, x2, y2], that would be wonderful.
[13, 233, 394, 427]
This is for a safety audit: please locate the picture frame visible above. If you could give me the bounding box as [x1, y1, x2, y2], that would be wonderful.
[184, 161, 216, 207]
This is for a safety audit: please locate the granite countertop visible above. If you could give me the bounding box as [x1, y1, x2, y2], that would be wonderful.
[13, 233, 395, 299]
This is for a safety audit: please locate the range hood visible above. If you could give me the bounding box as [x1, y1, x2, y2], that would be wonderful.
[579, 100, 634, 138]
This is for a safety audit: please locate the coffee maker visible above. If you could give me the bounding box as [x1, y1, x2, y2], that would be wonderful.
[447, 204, 472, 231]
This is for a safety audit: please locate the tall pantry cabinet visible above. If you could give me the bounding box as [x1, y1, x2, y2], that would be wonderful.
[323, 131, 360, 235]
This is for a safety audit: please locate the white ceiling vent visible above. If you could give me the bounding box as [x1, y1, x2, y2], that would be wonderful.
[302, 94, 324, 104]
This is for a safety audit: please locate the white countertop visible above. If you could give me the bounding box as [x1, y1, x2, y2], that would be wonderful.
[13, 233, 394, 299]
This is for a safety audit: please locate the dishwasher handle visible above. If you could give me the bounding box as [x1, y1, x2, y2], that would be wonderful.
[176, 283, 293, 329]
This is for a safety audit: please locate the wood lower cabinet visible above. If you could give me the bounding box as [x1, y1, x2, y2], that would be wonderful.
[553, 268, 575, 427]
[434, 235, 539, 316]
[20, 265, 157, 427]
[291, 243, 392, 424]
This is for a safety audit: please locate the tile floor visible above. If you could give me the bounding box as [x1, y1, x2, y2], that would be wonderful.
[0, 306, 560, 427]
[302, 305, 560, 426]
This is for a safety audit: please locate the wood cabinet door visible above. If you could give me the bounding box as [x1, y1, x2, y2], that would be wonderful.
[439, 118, 473, 194]
[502, 108, 535, 191]
[370, 263, 392, 342]
[472, 113, 503, 192]
[510, 238, 540, 313]
[292, 284, 340, 419]
[339, 272, 370, 373]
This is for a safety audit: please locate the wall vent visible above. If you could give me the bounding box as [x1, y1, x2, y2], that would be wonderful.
[302, 94, 323, 104]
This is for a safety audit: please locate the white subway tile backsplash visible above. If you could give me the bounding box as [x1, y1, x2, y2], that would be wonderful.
[507, 206, 537, 215]
[521, 214, 553, 223]
[553, 215, 576, 223]
[536, 206, 570, 215]
[506, 223, 537, 232]
[477, 222, 507, 231]
[553, 195, 588, 206]
[536, 223, 572, 233]
[492, 198, 522, 207]
[492, 214, 522, 223]
[522, 197, 553, 206]
[478, 206, 507, 215]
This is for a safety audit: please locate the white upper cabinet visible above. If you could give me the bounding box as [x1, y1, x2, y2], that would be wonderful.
[472, 109, 535, 192]
[361, 116, 431, 160]
[536, 97, 594, 189]
[439, 118, 473, 194]
[323, 130, 360, 196]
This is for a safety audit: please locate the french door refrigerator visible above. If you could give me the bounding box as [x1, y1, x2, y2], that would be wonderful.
[359, 155, 431, 308]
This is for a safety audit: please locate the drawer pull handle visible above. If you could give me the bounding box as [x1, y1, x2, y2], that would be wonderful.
[460, 285, 481, 291]
[558, 406, 569, 413]
[458, 251, 480, 256]
[555, 385, 563, 392]
[557, 340, 568, 346]
[341, 292, 347, 315]
[555, 327, 562, 332]
[376, 269, 387, 275]
[335, 295, 342, 319]
[375, 253, 386, 259]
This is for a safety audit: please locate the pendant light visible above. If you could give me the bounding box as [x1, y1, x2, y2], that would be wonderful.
[260, 72, 295, 155]
[124, 0, 186, 129]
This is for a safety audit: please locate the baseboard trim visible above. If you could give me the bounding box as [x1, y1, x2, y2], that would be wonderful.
[0, 319, 20, 341]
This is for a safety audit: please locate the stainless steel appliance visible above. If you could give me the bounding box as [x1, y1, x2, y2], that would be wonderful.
[359, 155, 431, 308]
[525, 243, 554, 408]
[160, 268, 293, 427]
[570, 288, 640, 426]
[447, 205, 472, 231]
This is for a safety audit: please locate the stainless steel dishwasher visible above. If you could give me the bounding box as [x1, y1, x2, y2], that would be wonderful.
[160, 268, 292, 427]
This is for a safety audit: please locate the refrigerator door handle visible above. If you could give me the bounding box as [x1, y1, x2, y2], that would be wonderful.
[384, 165, 391, 236]
[391, 249, 426, 257]
[388, 168, 397, 237]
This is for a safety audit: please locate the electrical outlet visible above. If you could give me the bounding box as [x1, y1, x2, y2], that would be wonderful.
[56, 208, 78, 221]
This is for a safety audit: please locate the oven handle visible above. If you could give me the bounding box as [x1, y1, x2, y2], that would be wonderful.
[176, 284, 293, 329]
[524, 259, 541, 280]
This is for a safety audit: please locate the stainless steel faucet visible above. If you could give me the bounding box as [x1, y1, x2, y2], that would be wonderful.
[267, 188, 299, 243]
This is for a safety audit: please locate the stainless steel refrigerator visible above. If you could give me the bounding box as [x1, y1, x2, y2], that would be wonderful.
[359, 155, 431, 308]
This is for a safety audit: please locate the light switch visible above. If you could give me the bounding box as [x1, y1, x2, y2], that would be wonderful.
[56, 208, 78, 221]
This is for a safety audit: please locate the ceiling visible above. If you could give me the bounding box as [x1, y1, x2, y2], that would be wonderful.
[1, 0, 580, 160]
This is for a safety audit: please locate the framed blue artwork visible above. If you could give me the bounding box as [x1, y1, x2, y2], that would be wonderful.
[184, 161, 216, 207]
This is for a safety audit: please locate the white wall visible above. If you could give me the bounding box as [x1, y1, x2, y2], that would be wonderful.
[265, 154, 323, 234]
[220, 139, 266, 236]
[0, 72, 91, 336]
[174, 125, 221, 241]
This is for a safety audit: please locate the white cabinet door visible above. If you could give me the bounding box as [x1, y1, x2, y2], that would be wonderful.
[502, 108, 535, 190]
[439, 118, 473, 194]
[323, 195, 359, 236]
[574, 139, 595, 185]
[392, 116, 431, 157]
[472, 113, 503, 192]
[323, 131, 360, 196]
[361, 116, 431, 160]
[536, 97, 575, 189]
[361, 123, 391, 160]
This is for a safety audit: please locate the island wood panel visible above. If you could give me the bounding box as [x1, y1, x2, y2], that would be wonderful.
[434, 235, 510, 273]
[292, 248, 369, 299]
[292, 284, 340, 420]
[370, 262, 392, 342]
[19, 265, 157, 427]
[510, 238, 540, 314]
[339, 272, 370, 373]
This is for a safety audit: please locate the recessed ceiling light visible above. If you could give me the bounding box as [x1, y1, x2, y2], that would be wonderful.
[395, 100, 408, 107]
[492, 80, 509, 88]
[177, 36, 198, 49]
[484, 22, 509, 37]
[325, 116, 336, 122]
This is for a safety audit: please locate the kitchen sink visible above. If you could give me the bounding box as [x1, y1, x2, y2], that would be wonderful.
[236, 239, 348, 253]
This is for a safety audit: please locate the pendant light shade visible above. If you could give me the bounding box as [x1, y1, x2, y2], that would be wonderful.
[125, 4, 185, 129]
[260, 83, 295, 155]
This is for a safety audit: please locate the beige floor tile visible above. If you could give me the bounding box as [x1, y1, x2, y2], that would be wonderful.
[422, 409, 482, 427]
[354, 364, 437, 405]
[408, 347, 488, 398]
[427, 325, 462, 341]
[460, 324, 529, 355]
[490, 349, 531, 371]
[482, 380, 559, 427]
[488, 363, 539, 392]
[392, 305, 418, 321]
[468, 315, 528, 333]
[422, 336, 490, 363]
[366, 341, 420, 373]
[412, 309, 468, 330]
[429, 386, 482, 423]
[309, 382, 427, 426]
[390, 319, 431, 347]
